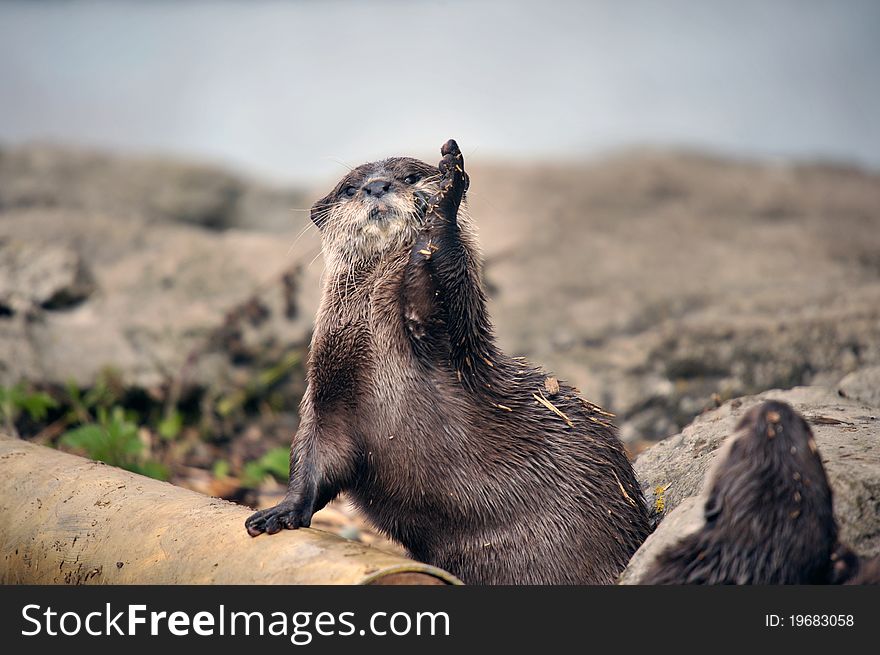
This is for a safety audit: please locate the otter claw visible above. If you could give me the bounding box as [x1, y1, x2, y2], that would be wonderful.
[245, 500, 311, 537]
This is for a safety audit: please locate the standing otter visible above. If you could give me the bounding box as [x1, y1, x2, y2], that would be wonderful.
[642, 401, 839, 584]
[245, 139, 650, 584]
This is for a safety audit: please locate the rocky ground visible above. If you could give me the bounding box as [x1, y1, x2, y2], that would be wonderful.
[1, 142, 878, 554]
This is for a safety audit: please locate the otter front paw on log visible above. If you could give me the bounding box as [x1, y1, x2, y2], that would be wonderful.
[245, 140, 651, 584]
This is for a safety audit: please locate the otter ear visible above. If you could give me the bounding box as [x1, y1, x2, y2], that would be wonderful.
[703, 491, 723, 525]
[310, 195, 333, 228]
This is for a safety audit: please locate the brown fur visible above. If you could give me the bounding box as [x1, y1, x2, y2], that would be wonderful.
[246, 140, 650, 584]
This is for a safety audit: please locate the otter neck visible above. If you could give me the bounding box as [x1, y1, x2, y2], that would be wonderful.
[321, 248, 404, 307]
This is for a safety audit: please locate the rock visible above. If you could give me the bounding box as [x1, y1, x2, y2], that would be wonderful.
[0, 208, 323, 391]
[619, 496, 704, 584]
[0, 144, 322, 409]
[838, 366, 880, 408]
[621, 385, 880, 583]
[471, 153, 880, 443]
[0, 144, 308, 232]
[0, 240, 94, 313]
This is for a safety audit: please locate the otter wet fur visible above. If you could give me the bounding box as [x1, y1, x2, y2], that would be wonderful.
[642, 401, 839, 584]
[245, 139, 650, 584]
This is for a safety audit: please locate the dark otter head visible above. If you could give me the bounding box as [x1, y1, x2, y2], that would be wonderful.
[707, 401, 830, 527]
[644, 400, 838, 584]
[699, 401, 836, 582]
[310, 157, 448, 263]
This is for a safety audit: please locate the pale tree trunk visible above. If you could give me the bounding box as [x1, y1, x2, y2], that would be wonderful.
[0, 435, 459, 585]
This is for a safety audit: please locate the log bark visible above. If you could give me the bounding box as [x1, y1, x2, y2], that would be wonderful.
[0, 435, 460, 585]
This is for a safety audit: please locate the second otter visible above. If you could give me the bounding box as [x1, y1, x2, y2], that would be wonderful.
[245, 140, 650, 584]
[643, 401, 843, 584]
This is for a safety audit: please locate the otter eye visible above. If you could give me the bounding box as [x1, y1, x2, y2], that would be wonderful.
[343, 186, 357, 197]
[404, 173, 421, 185]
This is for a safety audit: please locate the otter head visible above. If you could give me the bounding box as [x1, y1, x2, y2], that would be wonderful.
[310, 157, 446, 265]
[704, 400, 831, 526]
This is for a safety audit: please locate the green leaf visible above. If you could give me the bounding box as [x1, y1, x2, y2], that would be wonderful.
[59, 402, 166, 482]
[260, 447, 290, 481]
[61, 411, 142, 465]
[64, 379, 82, 404]
[60, 424, 103, 447]
[19, 392, 58, 421]
[212, 459, 231, 479]
[240, 447, 290, 488]
[60, 424, 108, 458]
[128, 460, 170, 481]
[241, 461, 267, 488]
[158, 411, 183, 441]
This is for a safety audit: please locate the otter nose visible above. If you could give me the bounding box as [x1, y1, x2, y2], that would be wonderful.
[363, 180, 391, 198]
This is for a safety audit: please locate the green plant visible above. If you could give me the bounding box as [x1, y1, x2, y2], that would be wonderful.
[64, 373, 121, 424]
[212, 459, 231, 479]
[216, 350, 301, 417]
[0, 383, 58, 437]
[241, 446, 290, 488]
[60, 406, 169, 480]
[157, 409, 183, 441]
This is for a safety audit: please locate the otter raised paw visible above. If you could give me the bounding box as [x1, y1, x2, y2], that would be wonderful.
[423, 138, 469, 224]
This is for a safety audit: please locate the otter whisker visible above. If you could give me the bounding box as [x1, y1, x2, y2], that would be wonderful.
[321, 156, 355, 172]
[306, 249, 324, 270]
[286, 221, 318, 256]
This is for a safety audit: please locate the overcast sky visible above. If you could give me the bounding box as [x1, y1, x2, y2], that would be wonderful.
[1, 0, 878, 182]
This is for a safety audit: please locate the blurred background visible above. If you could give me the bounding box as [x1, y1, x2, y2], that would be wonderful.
[2, 0, 879, 550]
[3, 0, 880, 179]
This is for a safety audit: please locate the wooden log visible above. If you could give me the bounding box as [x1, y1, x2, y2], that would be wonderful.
[0, 435, 460, 585]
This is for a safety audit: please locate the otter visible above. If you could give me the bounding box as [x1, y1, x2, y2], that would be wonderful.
[245, 139, 650, 584]
[642, 401, 840, 584]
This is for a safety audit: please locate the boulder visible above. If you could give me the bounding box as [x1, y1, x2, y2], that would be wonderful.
[0, 239, 94, 314]
[838, 366, 880, 409]
[0, 143, 308, 231]
[470, 153, 880, 443]
[0, 208, 323, 391]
